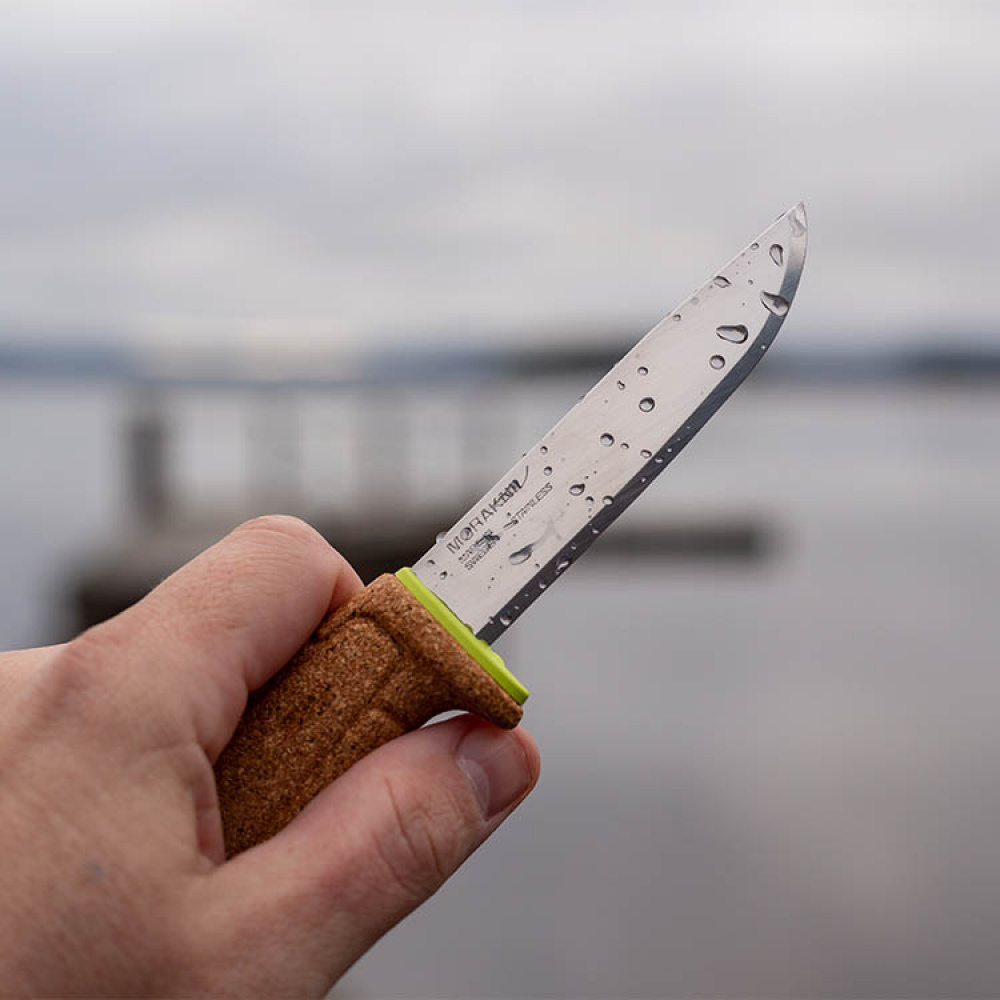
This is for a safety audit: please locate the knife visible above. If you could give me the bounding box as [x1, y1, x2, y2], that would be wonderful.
[215, 203, 808, 856]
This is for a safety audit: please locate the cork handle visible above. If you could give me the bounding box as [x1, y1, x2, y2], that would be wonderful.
[214, 573, 523, 857]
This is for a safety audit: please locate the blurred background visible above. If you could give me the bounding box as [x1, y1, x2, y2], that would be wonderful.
[2, 1, 999, 996]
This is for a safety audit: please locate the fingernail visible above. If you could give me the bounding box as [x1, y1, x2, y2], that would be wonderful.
[456, 723, 531, 821]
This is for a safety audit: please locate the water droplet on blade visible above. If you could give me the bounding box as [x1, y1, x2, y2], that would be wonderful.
[569, 483, 585, 496]
[435, 531, 448, 543]
[789, 204, 807, 237]
[620, 442, 629, 450]
[769, 243, 784, 266]
[500, 613, 512, 626]
[600, 433, 614, 447]
[760, 291, 790, 316]
[640, 448, 652, 459]
[617, 380, 626, 390]
[509, 544, 533, 565]
[540, 444, 548, 454]
[751, 242, 759, 250]
[710, 355, 725, 369]
[439, 570, 448, 579]
[543, 465, 552, 476]
[637, 366, 648, 376]
[557, 558, 570, 572]
[713, 275, 731, 288]
[716, 324, 749, 343]
[602, 496, 613, 506]
[638, 397, 655, 412]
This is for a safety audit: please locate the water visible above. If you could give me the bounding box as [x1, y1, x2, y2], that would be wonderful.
[600, 433, 614, 447]
[770, 243, 785, 266]
[760, 290, 791, 316]
[509, 544, 533, 565]
[4, 377, 1000, 997]
[790, 203, 808, 236]
[0, 383, 124, 646]
[710, 354, 726, 369]
[639, 396, 655, 412]
[717, 323, 750, 343]
[713, 275, 731, 288]
[350, 380, 1000, 1000]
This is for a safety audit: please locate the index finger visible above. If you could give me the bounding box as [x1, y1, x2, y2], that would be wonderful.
[81, 515, 362, 760]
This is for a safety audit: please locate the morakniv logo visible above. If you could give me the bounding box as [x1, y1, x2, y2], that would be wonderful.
[446, 471, 526, 554]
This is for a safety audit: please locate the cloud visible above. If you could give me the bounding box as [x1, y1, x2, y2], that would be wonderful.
[0, 1, 997, 353]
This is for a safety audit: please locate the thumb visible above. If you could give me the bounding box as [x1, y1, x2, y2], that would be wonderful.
[199, 716, 539, 995]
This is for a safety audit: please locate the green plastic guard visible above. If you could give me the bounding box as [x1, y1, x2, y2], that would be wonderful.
[395, 567, 529, 705]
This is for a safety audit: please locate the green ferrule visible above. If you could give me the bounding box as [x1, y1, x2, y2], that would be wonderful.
[395, 567, 529, 706]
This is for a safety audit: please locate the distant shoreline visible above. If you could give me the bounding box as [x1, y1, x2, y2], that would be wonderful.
[2, 341, 1000, 388]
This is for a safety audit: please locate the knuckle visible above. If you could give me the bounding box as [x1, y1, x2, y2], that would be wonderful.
[23, 627, 120, 726]
[49, 624, 119, 690]
[370, 775, 476, 904]
[35, 625, 187, 752]
[232, 514, 336, 572]
[228, 516, 362, 617]
[234, 513, 325, 550]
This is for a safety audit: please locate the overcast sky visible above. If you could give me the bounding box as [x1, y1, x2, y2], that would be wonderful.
[1, 1, 998, 361]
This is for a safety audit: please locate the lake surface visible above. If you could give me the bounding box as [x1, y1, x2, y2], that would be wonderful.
[2, 377, 999, 996]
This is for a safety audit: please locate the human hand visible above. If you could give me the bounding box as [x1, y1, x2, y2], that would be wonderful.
[0, 516, 539, 996]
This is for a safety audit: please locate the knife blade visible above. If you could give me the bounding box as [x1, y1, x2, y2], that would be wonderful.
[417, 202, 807, 644]
[214, 203, 808, 855]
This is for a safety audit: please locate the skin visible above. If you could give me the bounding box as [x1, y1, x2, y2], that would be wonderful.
[0, 515, 540, 996]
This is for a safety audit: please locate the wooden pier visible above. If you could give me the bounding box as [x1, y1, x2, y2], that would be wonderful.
[65, 352, 775, 633]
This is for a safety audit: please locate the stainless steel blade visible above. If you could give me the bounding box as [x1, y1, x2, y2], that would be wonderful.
[414, 203, 807, 643]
